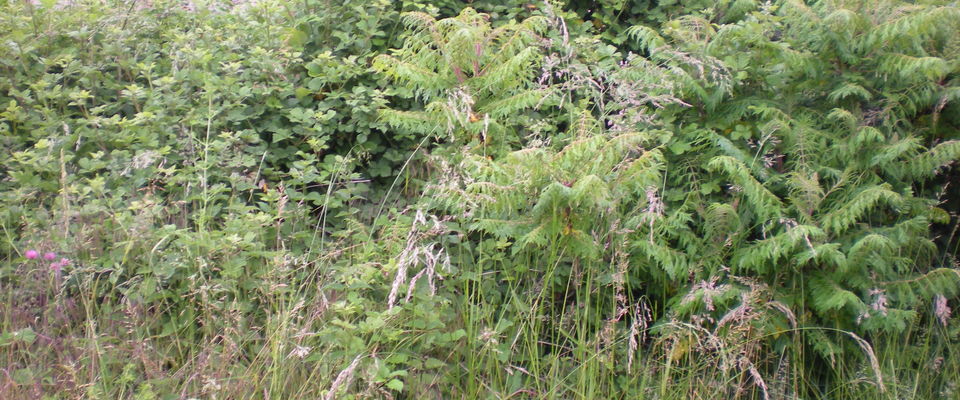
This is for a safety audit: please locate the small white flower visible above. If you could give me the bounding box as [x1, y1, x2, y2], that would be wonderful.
[289, 345, 312, 359]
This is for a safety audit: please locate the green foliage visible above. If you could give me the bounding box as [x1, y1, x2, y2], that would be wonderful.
[373, 7, 552, 154]
[2, 0, 959, 399]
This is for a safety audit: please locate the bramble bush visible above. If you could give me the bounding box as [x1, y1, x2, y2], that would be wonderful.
[1, 0, 959, 399]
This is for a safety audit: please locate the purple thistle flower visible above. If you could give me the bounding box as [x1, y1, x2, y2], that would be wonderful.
[25, 250, 39, 260]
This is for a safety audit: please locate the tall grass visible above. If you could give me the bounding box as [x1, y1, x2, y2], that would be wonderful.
[2, 196, 957, 398]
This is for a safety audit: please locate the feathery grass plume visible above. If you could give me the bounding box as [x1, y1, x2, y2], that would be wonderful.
[324, 354, 363, 400]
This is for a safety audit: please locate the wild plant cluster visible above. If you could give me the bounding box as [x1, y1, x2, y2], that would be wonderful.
[1, 0, 958, 398]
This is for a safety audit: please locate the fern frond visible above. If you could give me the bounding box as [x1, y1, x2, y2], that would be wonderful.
[863, 6, 960, 51]
[852, 126, 884, 147]
[617, 148, 666, 195]
[902, 140, 960, 180]
[530, 182, 572, 220]
[625, 25, 666, 52]
[469, 218, 527, 238]
[809, 275, 865, 313]
[477, 88, 548, 119]
[377, 109, 443, 136]
[806, 329, 840, 367]
[822, 8, 863, 36]
[827, 83, 871, 103]
[877, 54, 950, 82]
[733, 224, 826, 273]
[786, 172, 825, 218]
[883, 268, 960, 303]
[706, 155, 784, 220]
[372, 54, 447, 95]
[565, 228, 601, 260]
[869, 136, 921, 169]
[848, 233, 897, 260]
[821, 184, 902, 235]
[703, 202, 742, 245]
[571, 174, 612, 210]
[792, 242, 847, 269]
[475, 48, 542, 91]
[826, 108, 857, 131]
[517, 223, 550, 249]
[635, 239, 691, 280]
[400, 12, 438, 32]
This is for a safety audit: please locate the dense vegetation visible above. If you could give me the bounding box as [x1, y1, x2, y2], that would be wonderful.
[2, 0, 959, 398]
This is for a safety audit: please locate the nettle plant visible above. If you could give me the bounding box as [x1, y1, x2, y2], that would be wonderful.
[0, 0, 369, 339]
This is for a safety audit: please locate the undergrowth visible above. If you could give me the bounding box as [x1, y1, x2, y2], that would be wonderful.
[1, 0, 959, 398]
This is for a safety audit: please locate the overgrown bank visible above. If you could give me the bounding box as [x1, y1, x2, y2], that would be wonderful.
[2, 0, 959, 398]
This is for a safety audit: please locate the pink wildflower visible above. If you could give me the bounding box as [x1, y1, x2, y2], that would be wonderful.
[44, 252, 57, 261]
[934, 295, 951, 327]
[25, 250, 39, 260]
[51, 258, 71, 273]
